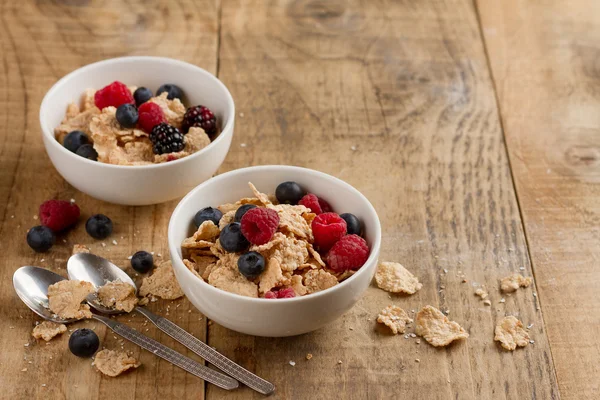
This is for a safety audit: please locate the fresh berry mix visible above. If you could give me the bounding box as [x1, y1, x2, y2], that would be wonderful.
[157, 84, 183, 100]
[63, 130, 90, 153]
[182, 105, 217, 136]
[138, 102, 166, 133]
[275, 181, 305, 205]
[76, 144, 98, 161]
[237, 251, 266, 279]
[299, 193, 332, 214]
[340, 213, 361, 235]
[265, 287, 296, 299]
[220, 222, 250, 252]
[234, 204, 257, 222]
[27, 225, 55, 253]
[194, 207, 223, 228]
[115, 103, 139, 128]
[312, 212, 347, 252]
[325, 234, 370, 272]
[39, 200, 80, 232]
[240, 208, 279, 245]
[150, 123, 185, 155]
[68, 328, 100, 358]
[133, 87, 153, 107]
[131, 251, 154, 274]
[94, 81, 134, 110]
[85, 214, 113, 239]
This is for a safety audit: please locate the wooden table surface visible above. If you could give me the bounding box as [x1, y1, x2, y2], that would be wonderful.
[0, 0, 598, 399]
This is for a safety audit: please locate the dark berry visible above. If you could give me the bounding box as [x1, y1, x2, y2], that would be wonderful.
[150, 123, 185, 155]
[182, 105, 217, 136]
[340, 213, 361, 236]
[94, 81, 134, 110]
[85, 214, 113, 239]
[157, 84, 183, 100]
[220, 222, 250, 253]
[63, 130, 90, 153]
[131, 251, 154, 273]
[275, 181, 305, 205]
[68, 328, 99, 358]
[234, 204, 257, 222]
[26, 225, 55, 252]
[138, 102, 166, 133]
[75, 144, 98, 161]
[133, 87, 153, 107]
[194, 207, 223, 228]
[237, 251, 265, 279]
[116, 103, 139, 128]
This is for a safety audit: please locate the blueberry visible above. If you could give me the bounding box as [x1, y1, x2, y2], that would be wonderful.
[75, 144, 98, 161]
[26, 225, 55, 252]
[68, 328, 99, 358]
[85, 214, 113, 239]
[194, 207, 223, 228]
[234, 204, 257, 222]
[237, 251, 265, 279]
[157, 84, 183, 100]
[220, 222, 250, 253]
[340, 213, 362, 236]
[133, 87, 153, 107]
[63, 130, 90, 153]
[116, 104, 139, 128]
[275, 181, 305, 205]
[131, 251, 154, 273]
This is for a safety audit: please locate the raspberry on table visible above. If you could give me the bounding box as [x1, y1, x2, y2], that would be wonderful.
[311, 212, 347, 252]
[182, 105, 217, 136]
[325, 234, 370, 272]
[240, 208, 280, 245]
[39, 200, 80, 232]
[299, 194, 332, 215]
[138, 102, 166, 133]
[150, 123, 185, 155]
[94, 81, 135, 110]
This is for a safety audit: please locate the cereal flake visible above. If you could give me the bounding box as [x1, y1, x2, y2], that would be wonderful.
[98, 281, 138, 313]
[47, 280, 95, 320]
[303, 269, 338, 294]
[375, 262, 422, 294]
[415, 305, 469, 347]
[139, 261, 184, 300]
[377, 305, 413, 335]
[72, 244, 90, 255]
[32, 321, 67, 341]
[93, 350, 140, 377]
[500, 274, 533, 293]
[494, 316, 530, 350]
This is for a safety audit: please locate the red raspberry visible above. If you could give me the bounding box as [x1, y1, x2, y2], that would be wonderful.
[39, 200, 80, 232]
[277, 287, 296, 298]
[299, 194, 332, 214]
[325, 234, 370, 272]
[94, 81, 134, 110]
[311, 212, 347, 252]
[240, 208, 280, 245]
[138, 102, 166, 133]
[264, 290, 278, 299]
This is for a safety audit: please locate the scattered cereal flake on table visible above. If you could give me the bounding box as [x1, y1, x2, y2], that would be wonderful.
[33, 215, 38, 220]
[72, 244, 90, 255]
[32, 321, 67, 342]
[377, 305, 413, 335]
[415, 305, 469, 347]
[98, 281, 138, 313]
[101, 243, 106, 247]
[304, 269, 338, 294]
[474, 288, 488, 299]
[48, 280, 95, 320]
[374, 262, 422, 294]
[21, 368, 27, 372]
[527, 323, 534, 329]
[139, 261, 184, 300]
[494, 316, 530, 351]
[112, 240, 118, 245]
[306, 353, 313, 360]
[240, 143, 247, 147]
[93, 349, 141, 377]
[483, 300, 492, 306]
[500, 273, 533, 293]
[415, 359, 420, 363]
[289, 361, 296, 367]
[499, 298, 506, 303]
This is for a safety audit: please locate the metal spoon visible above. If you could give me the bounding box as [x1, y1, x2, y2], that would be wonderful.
[13, 265, 238, 391]
[67, 253, 275, 396]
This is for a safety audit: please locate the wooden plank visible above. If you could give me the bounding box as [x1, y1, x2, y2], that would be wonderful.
[0, 0, 219, 399]
[476, 0, 600, 398]
[208, 0, 560, 398]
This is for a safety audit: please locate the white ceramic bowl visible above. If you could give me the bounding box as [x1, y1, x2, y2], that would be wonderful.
[168, 166, 381, 337]
[39, 57, 235, 205]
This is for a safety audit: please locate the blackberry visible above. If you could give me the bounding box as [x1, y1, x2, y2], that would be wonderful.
[182, 105, 217, 136]
[150, 123, 185, 155]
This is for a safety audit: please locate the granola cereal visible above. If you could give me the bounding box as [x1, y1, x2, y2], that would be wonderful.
[32, 321, 67, 341]
[377, 305, 413, 335]
[374, 262, 422, 294]
[97, 281, 138, 313]
[500, 274, 533, 293]
[47, 280, 95, 320]
[494, 316, 530, 350]
[415, 305, 469, 347]
[93, 349, 141, 377]
[139, 261, 184, 300]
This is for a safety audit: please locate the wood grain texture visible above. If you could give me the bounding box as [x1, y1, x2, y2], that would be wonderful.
[0, 0, 218, 399]
[477, 0, 600, 398]
[208, 0, 559, 398]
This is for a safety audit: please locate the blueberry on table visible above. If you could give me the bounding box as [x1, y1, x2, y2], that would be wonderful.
[85, 214, 113, 239]
[26, 225, 55, 252]
[340, 213, 362, 236]
[68, 328, 100, 358]
[133, 87, 153, 107]
[116, 103, 139, 128]
[234, 204, 257, 222]
[75, 144, 98, 161]
[275, 181, 305, 205]
[63, 130, 90, 153]
[238, 251, 265, 279]
[156, 84, 183, 100]
[131, 251, 154, 273]
[193, 207, 223, 228]
[220, 222, 250, 253]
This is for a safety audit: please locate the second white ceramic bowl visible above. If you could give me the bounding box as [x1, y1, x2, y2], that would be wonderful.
[168, 166, 381, 337]
[40, 57, 235, 205]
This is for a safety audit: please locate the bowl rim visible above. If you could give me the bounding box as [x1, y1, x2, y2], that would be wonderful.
[168, 165, 382, 303]
[39, 56, 235, 170]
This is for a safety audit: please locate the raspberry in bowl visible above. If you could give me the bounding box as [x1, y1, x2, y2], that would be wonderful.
[168, 166, 381, 337]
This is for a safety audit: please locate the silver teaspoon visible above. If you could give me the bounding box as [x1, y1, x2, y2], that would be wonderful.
[13, 265, 238, 391]
[67, 253, 275, 396]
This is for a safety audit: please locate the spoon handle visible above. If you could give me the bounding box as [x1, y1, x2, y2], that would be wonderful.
[135, 306, 275, 395]
[91, 314, 238, 390]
